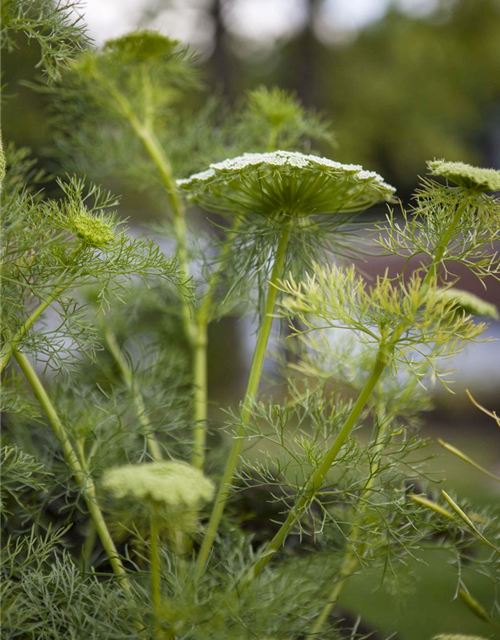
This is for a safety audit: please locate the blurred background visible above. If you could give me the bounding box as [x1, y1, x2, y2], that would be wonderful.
[2, 1, 500, 637]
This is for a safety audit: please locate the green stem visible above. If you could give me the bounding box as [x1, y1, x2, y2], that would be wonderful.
[0, 282, 69, 374]
[191, 319, 208, 469]
[104, 329, 163, 462]
[244, 345, 390, 585]
[424, 201, 466, 284]
[101, 75, 194, 346]
[191, 216, 244, 469]
[306, 399, 393, 638]
[195, 228, 291, 577]
[150, 511, 162, 638]
[306, 553, 359, 638]
[13, 349, 131, 590]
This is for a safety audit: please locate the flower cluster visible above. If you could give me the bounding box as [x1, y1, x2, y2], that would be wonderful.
[102, 460, 215, 536]
[178, 150, 395, 218]
[428, 159, 500, 192]
[102, 460, 214, 506]
[71, 209, 115, 248]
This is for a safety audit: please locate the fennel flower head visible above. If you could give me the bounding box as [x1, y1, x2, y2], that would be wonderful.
[436, 288, 499, 320]
[102, 461, 215, 533]
[71, 209, 115, 248]
[178, 151, 395, 218]
[428, 159, 500, 192]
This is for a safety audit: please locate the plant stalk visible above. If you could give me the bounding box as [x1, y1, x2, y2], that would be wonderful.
[195, 228, 291, 577]
[150, 510, 162, 638]
[424, 201, 466, 284]
[13, 348, 131, 591]
[104, 329, 163, 462]
[0, 282, 70, 374]
[244, 345, 390, 585]
[306, 398, 393, 638]
[191, 216, 244, 469]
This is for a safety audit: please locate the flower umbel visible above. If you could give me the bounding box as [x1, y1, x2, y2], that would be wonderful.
[428, 159, 500, 192]
[178, 150, 395, 217]
[71, 209, 115, 247]
[102, 460, 214, 506]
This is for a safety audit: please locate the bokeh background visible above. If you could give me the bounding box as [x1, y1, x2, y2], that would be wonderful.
[2, 1, 500, 637]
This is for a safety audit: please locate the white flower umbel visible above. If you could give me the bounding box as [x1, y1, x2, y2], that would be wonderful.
[428, 159, 500, 192]
[103, 460, 214, 537]
[103, 460, 214, 506]
[178, 150, 395, 217]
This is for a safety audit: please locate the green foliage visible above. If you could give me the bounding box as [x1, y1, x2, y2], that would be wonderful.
[0, 0, 89, 82]
[1, 12, 500, 640]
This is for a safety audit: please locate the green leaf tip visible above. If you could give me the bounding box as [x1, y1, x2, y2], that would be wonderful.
[436, 288, 499, 320]
[103, 30, 182, 62]
[428, 159, 500, 192]
[102, 460, 215, 507]
[178, 150, 395, 217]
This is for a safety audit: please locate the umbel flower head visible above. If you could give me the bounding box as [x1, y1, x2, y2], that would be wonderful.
[435, 288, 499, 320]
[178, 151, 395, 218]
[102, 460, 214, 506]
[102, 461, 215, 535]
[428, 159, 500, 192]
[71, 208, 115, 248]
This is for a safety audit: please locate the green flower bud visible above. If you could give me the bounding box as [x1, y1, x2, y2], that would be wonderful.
[104, 31, 181, 63]
[102, 461, 215, 536]
[436, 288, 499, 320]
[71, 209, 115, 248]
[428, 159, 500, 192]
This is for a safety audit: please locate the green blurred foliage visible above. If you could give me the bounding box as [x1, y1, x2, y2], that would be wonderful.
[323, 0, 500, 190]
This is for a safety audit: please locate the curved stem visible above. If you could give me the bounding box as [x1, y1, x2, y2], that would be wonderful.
[13, 349, 131, 590]
[195, 228, 291, 577]
[0, 282, 70, 374]
[306, 396, 394, 638]
[104, 329, 163, 462]
[244, 345, 389, 586]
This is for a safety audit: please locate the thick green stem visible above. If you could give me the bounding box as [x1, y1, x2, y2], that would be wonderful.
[191, 217, 244, 469]
[191, 320, 208, 469]
[104, 329, 163, 462]
[245, 345, 389, 585]
[195, 228, 291, 577]
[150, 511, 162, 637]
[13, 349, 131, 590]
